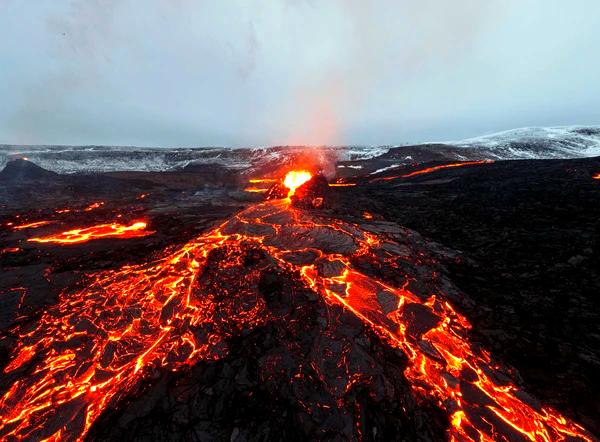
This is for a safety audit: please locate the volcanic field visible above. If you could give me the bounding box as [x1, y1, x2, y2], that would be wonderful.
[0, 154, 599, 441]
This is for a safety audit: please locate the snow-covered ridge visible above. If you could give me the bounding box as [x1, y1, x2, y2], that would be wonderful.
[0, 145, 389, 174]
[1, 126, 598, 174]
[442, 126, 600, 159]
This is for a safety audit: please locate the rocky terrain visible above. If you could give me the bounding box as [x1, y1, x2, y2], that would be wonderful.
[0, 151, 599, 441]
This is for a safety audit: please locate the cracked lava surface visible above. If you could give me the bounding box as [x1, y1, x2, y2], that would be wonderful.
[0, 195, 595, 441]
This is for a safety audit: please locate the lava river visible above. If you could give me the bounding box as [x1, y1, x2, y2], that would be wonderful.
[0, 198, 595, 441]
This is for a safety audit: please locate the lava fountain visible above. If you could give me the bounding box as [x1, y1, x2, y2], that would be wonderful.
[283, 170, 313, 197]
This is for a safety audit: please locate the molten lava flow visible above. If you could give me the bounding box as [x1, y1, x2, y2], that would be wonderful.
[248, 178, 277, 184]
[373, 160, 494, 182]
[328, 183, 356, 187]
[12, 220, 53, 230]
[27, 221, 153, 245]
[0, 247, 21, 255]
[0, 199, 594, 441]
[401, 160, 494, 178]
[84, 202, 104, 211]
[593, 172, 600, 180]
[243, 187, 268, 193]
[283, 170, 312, 197]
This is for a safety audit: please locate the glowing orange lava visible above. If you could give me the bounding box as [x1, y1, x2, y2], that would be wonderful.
[593, 172, 600, 180]
[84, 202, 104, 211]
[374, 160, 494, 182]
[12, 220, 53, 230]
[0, 199, 594, 441]
[328, 183, 356, 187]
[283, 170, 312, 197]
[248, 178, 277, 184]
[0, 247, 21, 254]
[27, 221, 153, 245]
[402, 160, 494, 178]
[243, 187, 268, 193]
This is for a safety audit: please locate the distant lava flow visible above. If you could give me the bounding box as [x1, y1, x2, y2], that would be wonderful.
[328, 182, 356, 187]
[593, 172, 600, 180]
[56, 201, 105, 214]
[374, 160, 494, 182]
[243, 186, 268, 193]
[27, 221, 153, 245]
[11, 220, 53, 230]
[0, 199, 594, 440]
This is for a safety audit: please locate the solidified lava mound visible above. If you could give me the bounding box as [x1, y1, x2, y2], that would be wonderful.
[0, 198, 595, 441]
[0, 159, 58, 182]
[291, 174, 331, 209]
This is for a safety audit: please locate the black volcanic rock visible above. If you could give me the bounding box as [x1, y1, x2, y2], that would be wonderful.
[291, 174, 330, 209]
[1, 154, 599, 440]
[0, 159, 58, 182]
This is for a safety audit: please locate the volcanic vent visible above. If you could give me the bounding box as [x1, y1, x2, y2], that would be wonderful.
[0, 172, 595, 441]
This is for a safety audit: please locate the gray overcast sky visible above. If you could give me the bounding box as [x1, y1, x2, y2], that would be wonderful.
[1, 0, 599, 147]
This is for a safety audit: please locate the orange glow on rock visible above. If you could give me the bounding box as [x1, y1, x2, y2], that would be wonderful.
[283, 170, 312, 197]
[27, 221, 153, 245]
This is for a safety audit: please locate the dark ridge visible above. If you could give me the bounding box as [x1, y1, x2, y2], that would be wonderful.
[0, 159, 58, 182]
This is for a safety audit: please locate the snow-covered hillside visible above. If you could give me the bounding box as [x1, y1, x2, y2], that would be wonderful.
[445, 126, 600, 159]
[1, 126, 599, 175]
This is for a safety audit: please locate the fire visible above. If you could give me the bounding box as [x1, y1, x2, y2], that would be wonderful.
[27, 221, 153, 245]
[0, 198, 594, 441]
[593, 172, 600, 180]
[283, 170, 312, 197]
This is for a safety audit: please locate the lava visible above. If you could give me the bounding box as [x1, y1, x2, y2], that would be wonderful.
[0, 196, 594, 441]
[283, 170, 313, 196]
[328, 183, 356, 187]
[593, 172, 600, 180]
[27, 221, 153, 245]
[374, 160, 494, 182]
[83, 201, 104, 211]
[12, 220, 53, 230]
[248, 178, 277, 184]
[244, 187, 269, 193]
[0, 247, 21, 255]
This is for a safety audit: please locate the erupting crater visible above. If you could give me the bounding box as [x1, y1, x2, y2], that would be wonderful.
[283, 170, 313, 197]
